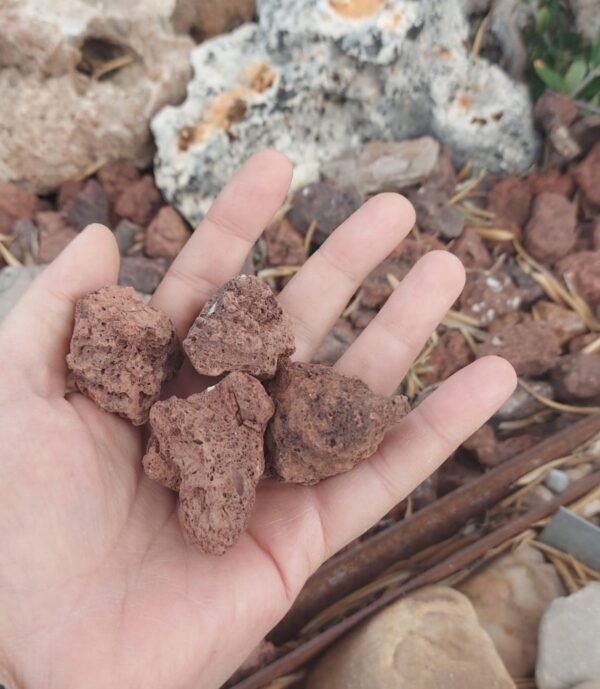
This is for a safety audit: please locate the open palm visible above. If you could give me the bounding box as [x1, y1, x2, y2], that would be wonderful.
[0, 151, 516, 689]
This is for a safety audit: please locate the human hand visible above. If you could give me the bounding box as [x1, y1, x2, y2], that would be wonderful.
[0, 151, 516, 689]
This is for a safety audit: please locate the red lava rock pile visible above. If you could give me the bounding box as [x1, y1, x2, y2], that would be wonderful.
[66, 277, 409, 554]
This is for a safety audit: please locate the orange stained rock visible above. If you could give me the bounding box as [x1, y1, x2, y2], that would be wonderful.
[329, 0, 385, 20]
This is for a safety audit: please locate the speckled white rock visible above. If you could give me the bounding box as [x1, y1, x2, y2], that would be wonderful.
[536, 583, 600, 689]
[0, 0, 193, 193]
[152, 0, 540, 225]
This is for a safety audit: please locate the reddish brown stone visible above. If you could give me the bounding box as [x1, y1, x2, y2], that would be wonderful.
[67, 286, 182, 425]
[451, 228, 492, 269]
[115, 174, 163, 226]
[524, 192, 577, 264]
[183, 276, 295, 379]
[534, 91, 578, 131]
[551, 353, 600, 401]
[362, 235, 447, 308]
[97, 160, 141, 205]
[143, 372, 274, 555]
[263, 218, 305, 267]
[410, 186, 465, 238]
[528, 169, 574, 198]
[463, 424, 539, 467]
[287, 182, 362, 244]
[459, 270, 523, 324]
[63, 179, 111, 232]
[532, 301, 587, 345]
[420, 330, 474, 385]
[573, 141, 600, 206]
[593, 217, 600, 251]
[572, 116, 600, 153]
[313, 318, 358, 365]
[0, 208, 13, 236]
[349, 307, 377, 330]
[56, 180, 84, 209]
[487, 177, 532, 227]
[426, 143, 457, 194]
[0, 181, 41, 223]
[145, 206, 191, 259]
[119, 256, 168, 294]
[476, 321, 561, 376]
[266, 361, 410, 484]
[555, 251, 600, 307]
[485, 216, 522, 256]
[36, 211, 78, 263]
[568, 333, 598, 354]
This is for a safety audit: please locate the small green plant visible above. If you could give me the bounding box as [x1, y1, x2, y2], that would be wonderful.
[527, 0, 600, 105]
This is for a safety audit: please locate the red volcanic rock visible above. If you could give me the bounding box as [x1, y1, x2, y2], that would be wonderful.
[524, 192, 577, 264]
[459, 270, 524, 324]
[528, 169, 574, 198]
[487, 177, 532, 227]
[0, 181, 41, 225]
[115, 174, 163, 226]
[118, 256, 168, 294]
[56, 179, 85, 209]
[63, 179, 111, 232]
[145, 206, 191, 259]
[67, 286, 182, 425]
[555, 251, 600, 307]
[263, 218, 306, 267]
[534, 90, 578, 130]
[143, 372, 274, 555]
[420, 330, 474, 385]
[451, 228, 492, 269]
[476, 321, 561, 376]
[551, 353, 600, 401]
[183, 276, 295, 379]
[36, 211, 78, 263]
[97, 160, 141, 204]
[266, 361, 410, 484]
[573, 141, 600, 206]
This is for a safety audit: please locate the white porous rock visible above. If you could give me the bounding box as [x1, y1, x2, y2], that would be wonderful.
[0, 0, 194, 193]
[152, 0, 540, 225]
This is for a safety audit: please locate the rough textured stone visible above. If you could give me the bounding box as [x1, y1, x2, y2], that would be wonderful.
[528, 169, 575, 198]
[494, 379, 554, 421]
[115, 175, 163, 227]
[266, 361, 410, 484]
[63, 179, 111, 232]
[551, 353, 600, 401]
[0, 265, 44, 322]
[35, 211, 78, 264]
[555, 251, 600, 308]
[0, 181, 41, 225]
[420, 330, 474, 385]
[460, 270, 523, 325]
[532, 301, 587, 345]
[287, 182, 362, 245]
[184, 276, 295, 379]
[524, 193, 577, 264]
[534, 90, 579, 131]
[573, 142, 600, 206]
[0, 0, 193, 194]
[459, 545, 564, 677]
[410, 185, 465, 238]
[463, 424, 540, 467]
[145, 206, 191, 259]
[477, 321, 561, 376]
[487, 176, 532, 227]
[263, 219, 306, 267]
[97, 160, 141, 205]
[67, 285, 182, 425]
[307, 585, 516, 689]
[321, 138, 440, 196]
[143, 372, 273, 555]
[56, 179, 85, 209]
[151, 6, 539, 225]
[451, 227, 493, 269]
[362, 235, 446, 308]
[536, 583, 600, 689]
[119, 256, 167, 294]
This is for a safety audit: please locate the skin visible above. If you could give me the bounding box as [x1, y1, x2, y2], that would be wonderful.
[0, 151, 516, 689]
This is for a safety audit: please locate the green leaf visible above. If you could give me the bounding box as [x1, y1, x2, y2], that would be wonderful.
[533, 60, 567, 92]
[536, 6, 551, 33]
[565, 59, 588, 92]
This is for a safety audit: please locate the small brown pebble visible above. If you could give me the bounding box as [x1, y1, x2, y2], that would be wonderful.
[56, 179, 85, 209]
[569, 333, 599, 354]
[420, 330, 474, 385]
[555, 251, 600, 308]
[143, 372, 274, 555]
[287, 181, 362, 244]
[551, 353, 600, 401]
[183, 275, 295, 379]
[119, 256, 168, 294]
[409, 186, 465, 238]
[534, 91, 578, 131]
[115, 175, 163, 226]
[463, 424, 540, 467]
[67, 286, 182, 425]
[451, 228, 492, 269]
[0, 181, 41, 224]
[97, 160, 141, 205]
[532, 301, 587, 345]
[528, 169, 574, 198]
[263, 218, 305, 267]
[266, 361, 410, 484]
[36, 211, 78, 263]
[63, 179, 111, 232]
[573, 141, 600, 206]
[459, 270, 523, 325]
[487, 177, 532, 228]
[477, 321, 561, 376]
[524, 193, 576, 264]
[145, 206, 191, 259]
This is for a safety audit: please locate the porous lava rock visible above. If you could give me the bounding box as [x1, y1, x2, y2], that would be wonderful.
[266, 361, 410, 484]
[142, 372, 274, 555]
[67, 285, 182, 425]
[263, 218, 306, 267]
[550, 353, 600, 401]
[524, 193, 577, 265]
[145, 206, 191, 259]
[183, 276, 295, 379]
